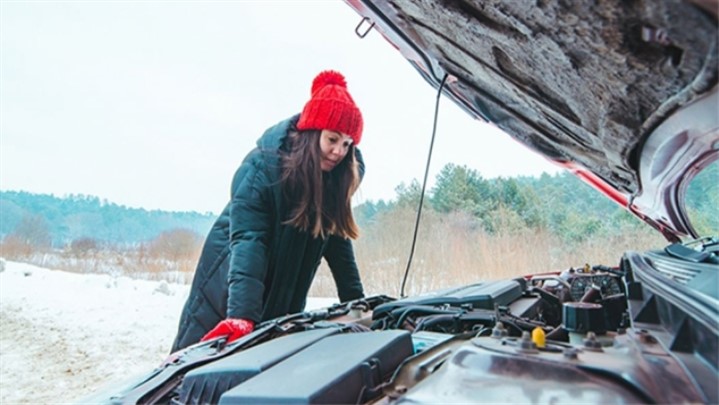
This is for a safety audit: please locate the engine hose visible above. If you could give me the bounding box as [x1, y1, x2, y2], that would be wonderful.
[370, 318, 388, 330]
[389, 304, 451, 318]
[500, 312, 547, 330]
[389, 304, 450, 319]
[345, 323, 372, 333]
[414, 314, 459, 332]
[499, 320, 525, 335]
[393, 306, 462, 329]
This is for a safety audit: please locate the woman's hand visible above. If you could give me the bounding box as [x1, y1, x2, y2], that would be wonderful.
[201, 318, 255, 343]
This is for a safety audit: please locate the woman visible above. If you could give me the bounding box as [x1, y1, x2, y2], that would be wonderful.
[171, 70, 366, 352]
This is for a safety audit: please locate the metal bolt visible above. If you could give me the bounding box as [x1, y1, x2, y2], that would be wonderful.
[518, 331, 538, 354]
[563, 347, 579, 359]
[491, 322, 508, 339]
[583, 331, 603, 352]
[641, 26, 671, 46]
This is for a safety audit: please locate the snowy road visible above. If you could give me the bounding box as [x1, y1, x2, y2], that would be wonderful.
[0, 260, 336, 404]
[0, 261, 188, 404]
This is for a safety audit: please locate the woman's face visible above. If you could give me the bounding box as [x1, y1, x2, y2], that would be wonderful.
[319, 130, 353, 172]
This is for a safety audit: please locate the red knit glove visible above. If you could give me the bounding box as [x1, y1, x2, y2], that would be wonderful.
[200, 318, 255, 343]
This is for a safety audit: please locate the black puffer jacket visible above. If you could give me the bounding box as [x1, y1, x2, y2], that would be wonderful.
[171, 115, 365, 352]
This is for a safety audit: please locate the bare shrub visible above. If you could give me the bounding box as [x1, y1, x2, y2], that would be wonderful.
[69, 237, 100, 257]
[115, 228, 206, 278]
[10, 214, 52, 249]
[148, 229, 203, 262]
[0, 235, 35, 259]
[3, 207, 667, 298]
[4, 230, 203, 284]
[1, 214, 52, 259]
[310, 206, 668, 299]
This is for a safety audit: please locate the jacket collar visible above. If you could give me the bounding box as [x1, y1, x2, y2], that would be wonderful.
[256, 114, 300, 151]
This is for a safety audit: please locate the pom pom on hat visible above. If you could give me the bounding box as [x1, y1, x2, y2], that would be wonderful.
[297, 70, 363, 145]
[311, 71, 347, 94]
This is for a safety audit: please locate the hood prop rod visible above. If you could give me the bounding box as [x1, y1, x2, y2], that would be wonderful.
[400, 73, 449, 298]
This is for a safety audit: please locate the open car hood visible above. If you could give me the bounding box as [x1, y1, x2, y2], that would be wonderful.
[79, 4, 718, 405]
[345, 0, 719, 241]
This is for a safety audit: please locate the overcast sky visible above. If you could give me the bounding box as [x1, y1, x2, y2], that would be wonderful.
[1, 1, 559, 214]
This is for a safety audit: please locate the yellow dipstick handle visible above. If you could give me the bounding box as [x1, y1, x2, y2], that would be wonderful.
[532, 327, 546, 348]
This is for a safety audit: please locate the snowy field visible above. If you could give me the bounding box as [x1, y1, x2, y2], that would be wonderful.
[0, 260, 336, 404]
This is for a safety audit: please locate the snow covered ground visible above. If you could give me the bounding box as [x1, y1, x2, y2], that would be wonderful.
[0, 260, 337, 404]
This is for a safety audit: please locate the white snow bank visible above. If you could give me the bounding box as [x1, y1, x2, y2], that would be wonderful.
[0, 260, 337, 404]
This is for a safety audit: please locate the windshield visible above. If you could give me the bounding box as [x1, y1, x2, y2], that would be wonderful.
[686, 160, 719, 237]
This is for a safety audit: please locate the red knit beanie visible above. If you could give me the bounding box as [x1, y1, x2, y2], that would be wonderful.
[297, 70, 364, 145]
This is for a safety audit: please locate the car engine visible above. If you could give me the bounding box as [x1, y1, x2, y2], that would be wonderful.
[86, 240, 717, 404]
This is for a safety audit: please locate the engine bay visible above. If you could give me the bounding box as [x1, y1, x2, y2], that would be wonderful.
[87, 241, 717, 404]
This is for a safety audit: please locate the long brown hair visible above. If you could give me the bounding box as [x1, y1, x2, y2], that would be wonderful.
[281, 129, 361, 239]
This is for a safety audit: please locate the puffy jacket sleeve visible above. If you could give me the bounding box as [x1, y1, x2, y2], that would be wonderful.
[226, 150, 273, 322]
[324, 236, 365, 303]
